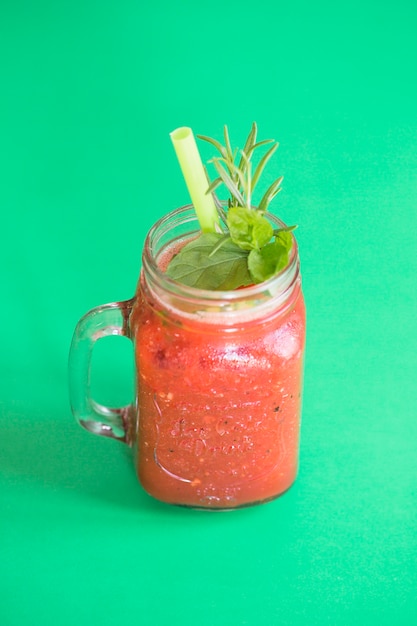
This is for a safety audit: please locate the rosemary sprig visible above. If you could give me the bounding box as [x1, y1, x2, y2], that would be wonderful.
[197, 122, 283, 212]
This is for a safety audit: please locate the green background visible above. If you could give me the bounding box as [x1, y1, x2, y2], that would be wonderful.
[1, 0, 416, 624]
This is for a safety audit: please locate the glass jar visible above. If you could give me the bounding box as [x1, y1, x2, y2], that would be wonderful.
[69, 205, 306, 510]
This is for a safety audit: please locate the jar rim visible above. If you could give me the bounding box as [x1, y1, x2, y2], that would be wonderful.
[142, 204, 299, 305]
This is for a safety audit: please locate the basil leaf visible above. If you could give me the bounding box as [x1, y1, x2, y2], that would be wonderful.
[248, 231, 292, 283]
[166, 233, 252, 290]
[227, 206, 273, 251]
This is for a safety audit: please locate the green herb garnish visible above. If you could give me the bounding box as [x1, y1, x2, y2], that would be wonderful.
[165, 233, 252, 290]
[167, 123, 296, 290]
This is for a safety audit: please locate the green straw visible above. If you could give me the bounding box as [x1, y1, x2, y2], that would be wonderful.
[170, 126, 220, 233]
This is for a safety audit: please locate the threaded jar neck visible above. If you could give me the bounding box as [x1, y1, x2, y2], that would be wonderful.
[140, 205, 301, 329]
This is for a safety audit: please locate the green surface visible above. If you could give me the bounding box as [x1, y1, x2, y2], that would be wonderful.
[1, 0, 417, 624]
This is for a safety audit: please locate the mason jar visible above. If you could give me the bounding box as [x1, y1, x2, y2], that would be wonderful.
[69, 205, 306, 510]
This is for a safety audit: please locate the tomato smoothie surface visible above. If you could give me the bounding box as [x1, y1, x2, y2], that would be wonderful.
[129, 124, 306, 509]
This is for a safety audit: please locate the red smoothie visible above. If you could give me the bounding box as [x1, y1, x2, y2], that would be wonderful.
[130, 238, 306, 509]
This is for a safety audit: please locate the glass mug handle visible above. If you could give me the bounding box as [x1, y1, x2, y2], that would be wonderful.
[69, 298, 135, 444]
